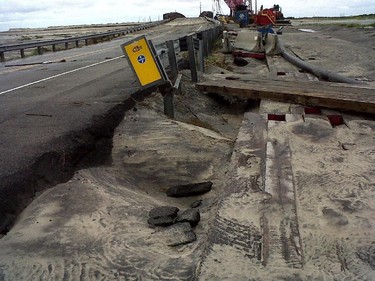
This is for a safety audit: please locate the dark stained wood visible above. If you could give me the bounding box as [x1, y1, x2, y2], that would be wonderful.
[196, 75, 375, 114]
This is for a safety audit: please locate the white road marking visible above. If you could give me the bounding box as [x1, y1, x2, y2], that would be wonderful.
[0, 55, 124, 96]
[0, 24, 185, 96]
[0, 46, 118, 75]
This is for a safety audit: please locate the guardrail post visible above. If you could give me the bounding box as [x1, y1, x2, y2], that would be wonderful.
[20, 49, 25, 58]
[206, 30, 211, 54]
[208, 29, 214, 54]
[159, 84, 175, 119]
[202, 30, 209, 57]
[0, 52, 5, 62]
[52, 44, 56, 52]
[198, 40, 205, 73]
[75, 41, 79, 47]
[187, 35, 198, 83]
[85, 39, 89, 46]
[37, 46, 43, 55]
[166, 40, 178, 79]
[65, 42, 69, 49]
[163, 89, 174, 119]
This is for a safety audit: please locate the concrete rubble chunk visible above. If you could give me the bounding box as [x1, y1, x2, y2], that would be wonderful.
[149, 206, 179, 219]
[176, 208, 200, 227]
[147, 217, 174, 227]
[166, 181, 213, 197]
[163, 222, 197, 246]
[233, 57, 249, 67]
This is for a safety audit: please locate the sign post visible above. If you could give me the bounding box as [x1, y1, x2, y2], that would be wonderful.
[121, 36, 175, 118]
[121, 35, 166, 88]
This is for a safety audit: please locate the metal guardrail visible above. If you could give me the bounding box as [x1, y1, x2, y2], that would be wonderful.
[0, 20, 168, 62]
[158, 25, 222, 82]
[156, 25, 222, 118]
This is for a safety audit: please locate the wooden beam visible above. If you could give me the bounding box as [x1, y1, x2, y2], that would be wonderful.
[187, 35, 198, 83]
[166, 40, 178, 79]
[196, 75, 375, 115]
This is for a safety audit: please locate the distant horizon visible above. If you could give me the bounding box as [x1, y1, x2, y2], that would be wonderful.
[1, 13, 374, 33]
[1, 0, 374, 32]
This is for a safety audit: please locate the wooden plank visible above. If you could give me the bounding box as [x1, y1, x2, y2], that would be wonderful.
[196, 76, 375, 115]
[265, 55, 315, 114]
[203, 74, 374, 92]
[198, 113, 267, 279]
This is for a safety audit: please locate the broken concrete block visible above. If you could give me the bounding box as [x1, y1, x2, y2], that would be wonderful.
[163, 222, 197, 246]
[233, 57, 249, 67]
[166, 181, 213, 197]
[148, 216, 174, 227]
[176, 208, 200, 227]
[149, 206, 179, 219]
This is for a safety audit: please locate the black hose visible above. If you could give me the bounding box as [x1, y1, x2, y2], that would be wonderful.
[277, 37, 364, 84]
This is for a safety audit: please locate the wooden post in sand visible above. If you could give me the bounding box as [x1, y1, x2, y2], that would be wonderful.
[166, 40, 178, 79]
[187, 35, 198, 83]
[198, 40, 205, 73]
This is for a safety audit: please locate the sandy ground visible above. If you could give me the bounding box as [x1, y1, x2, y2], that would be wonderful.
[292, 18, 375, 27]
[0, 20, 374, 280]
[280, 24, 375, 82]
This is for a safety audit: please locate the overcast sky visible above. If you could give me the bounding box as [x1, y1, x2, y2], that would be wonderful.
[0, 0, 374, 31]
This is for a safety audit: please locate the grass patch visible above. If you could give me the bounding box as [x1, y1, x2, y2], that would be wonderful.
[296, 14, 375, 20]
[180, 36, 232, 70]
[21, 36, 32, 41]
[205, 52, 226, 68]
[338, 22, 375, 28]
[30, 49, 39, 56]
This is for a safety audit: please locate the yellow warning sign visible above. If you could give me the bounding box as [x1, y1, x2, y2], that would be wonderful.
[122, 36, 164, 87]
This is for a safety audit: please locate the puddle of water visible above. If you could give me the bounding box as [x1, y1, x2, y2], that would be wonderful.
[298, 29, 316, 33]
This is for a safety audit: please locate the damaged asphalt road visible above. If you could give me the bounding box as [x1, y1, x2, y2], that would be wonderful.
[0, 18, 217, 234]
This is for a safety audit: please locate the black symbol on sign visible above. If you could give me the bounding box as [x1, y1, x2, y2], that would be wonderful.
[133, 46, 142, 52]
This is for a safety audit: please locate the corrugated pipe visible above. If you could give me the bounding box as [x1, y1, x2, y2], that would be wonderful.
[277, 37, 364, 85]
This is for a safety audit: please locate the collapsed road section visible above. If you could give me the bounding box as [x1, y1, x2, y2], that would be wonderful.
[0, 17, 220, 235]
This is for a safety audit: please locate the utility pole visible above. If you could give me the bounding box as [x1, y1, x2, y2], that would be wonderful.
[200, 2, 202, 14]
